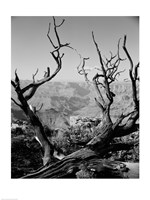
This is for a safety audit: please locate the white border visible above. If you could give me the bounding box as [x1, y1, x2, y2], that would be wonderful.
[0, 0, 149, 200]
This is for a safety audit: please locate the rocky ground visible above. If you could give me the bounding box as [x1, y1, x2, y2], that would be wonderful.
[11, 119, 139, 178]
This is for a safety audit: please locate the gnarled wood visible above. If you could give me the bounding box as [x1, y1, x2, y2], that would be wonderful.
[22, 140, 138, 178]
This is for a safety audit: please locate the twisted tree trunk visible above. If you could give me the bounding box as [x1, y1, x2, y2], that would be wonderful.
[23, 144, 138, 178]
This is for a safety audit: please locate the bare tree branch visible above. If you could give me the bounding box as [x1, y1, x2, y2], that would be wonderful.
[94, 97, 105, 112]
[32, 68, 39, 82]
[11, 97, 22, 108]
[11, 80, 16, 88]
[114, 123, 139, 137]
[113, 111, 136, 128]
[53, 17, 61, 47]
[123, 35, 139, 110]
[93, 73, 106, 108]
[77, 54, 90, 85]
[11, 17, 70, 166]
[14, 17, 67, 101]
[134, 62, 139, 80]
[123, 35, 134, 72]
[15, 69, 20, 85]
[24, 86, 38, 101]
[92, 31, 113, 107]
[55, 19, 65, 27]
[47, 23, 57, 49]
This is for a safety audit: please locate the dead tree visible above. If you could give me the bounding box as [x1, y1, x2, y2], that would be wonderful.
[12, 18, 139, 178]
[11, 17, 71, 166]
[76, 33, 139, 147]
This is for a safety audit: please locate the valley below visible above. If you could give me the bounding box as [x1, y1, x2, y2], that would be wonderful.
[11, 81, 139, 178]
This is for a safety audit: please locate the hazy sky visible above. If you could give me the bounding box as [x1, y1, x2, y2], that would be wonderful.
[11, 16, 139, 82]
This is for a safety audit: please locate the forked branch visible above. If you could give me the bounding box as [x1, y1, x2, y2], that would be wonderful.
[92, 32, 124, 109]
[11, 97, 22, 108]
[123, 35, 139, 110]
[17, 18, 71, 102]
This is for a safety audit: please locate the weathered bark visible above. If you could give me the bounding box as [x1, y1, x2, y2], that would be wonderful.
[22, 140, 138, 178]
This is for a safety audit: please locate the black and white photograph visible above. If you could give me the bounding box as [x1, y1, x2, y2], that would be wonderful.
[11, 16, 139, 179]
[1, 0, 150, 199]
